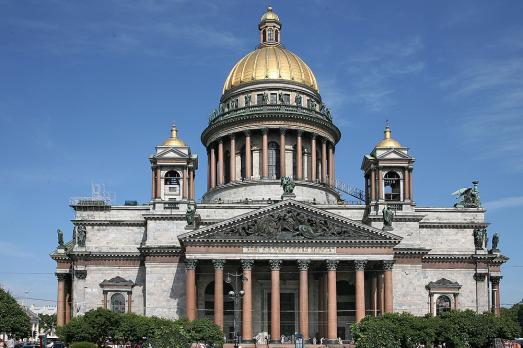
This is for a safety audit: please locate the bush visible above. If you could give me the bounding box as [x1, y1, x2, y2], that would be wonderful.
[58, 310, 225, 348]
[70, 342, 98, 348]
[352, 310, 521, 348]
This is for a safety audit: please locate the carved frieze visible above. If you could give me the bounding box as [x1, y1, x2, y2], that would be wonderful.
[211, 207, 382, 241]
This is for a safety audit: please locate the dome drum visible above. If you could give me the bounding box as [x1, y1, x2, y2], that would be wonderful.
[202, 179, 340, 205]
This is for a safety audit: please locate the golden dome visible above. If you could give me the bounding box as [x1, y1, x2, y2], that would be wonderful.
[162, 123, 187, 147]
[375, 125, 402, 148]
[260, 6, 280, 23]
[223, 45, 319, 94]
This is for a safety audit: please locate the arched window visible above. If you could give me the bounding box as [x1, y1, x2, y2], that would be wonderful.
[111, 293, 125, 313]
[224, 151, 231, 183]
[164, 171, 180, 185]
[268, 28, 274, 42]
[268, 142, 280, 179]
[262, 29, 267, 43]
[384, 171, 401, 201]
[436, 295, 451, 315]
[204, 281, 235, 332]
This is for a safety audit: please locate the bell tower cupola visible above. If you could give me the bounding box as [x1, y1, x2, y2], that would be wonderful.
[259, 6, 281, 46]
[150, 123, 198, 204]
[362, 124, 415, 213]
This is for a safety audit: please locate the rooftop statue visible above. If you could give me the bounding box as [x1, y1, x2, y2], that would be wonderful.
[280, 176, 295, 194]
[186, 203, 201, 229]
[473, 228, 487, 250]
[452, 180, 481, 208]
[491, 232, 500, 252]
[382, 205, 394, 231]
[57, 228, 64, 248]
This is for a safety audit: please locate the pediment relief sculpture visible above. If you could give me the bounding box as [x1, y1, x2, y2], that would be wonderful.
[212, 207, 381, 241]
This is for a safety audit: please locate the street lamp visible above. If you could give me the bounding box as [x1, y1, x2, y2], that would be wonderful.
[224, 272, 246, 348]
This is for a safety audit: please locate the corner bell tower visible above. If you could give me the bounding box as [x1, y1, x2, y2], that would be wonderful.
[150, 123, 198, 203]
[361, 125, 415, 213]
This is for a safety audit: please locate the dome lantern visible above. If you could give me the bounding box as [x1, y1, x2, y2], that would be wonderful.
[259, 6, 281, 46]
[162, 122, 187, 147]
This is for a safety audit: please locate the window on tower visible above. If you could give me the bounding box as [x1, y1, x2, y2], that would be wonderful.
[262, 29, 267, 43]
[268, 142, 280, 179]
[275, 30, 279, 43]
[268, 28, 274, 42]
[164, 171, 180, 185]
[270, 93, 277, 104]
[384, 171, 401, 201]
[257, 94, 264, 105]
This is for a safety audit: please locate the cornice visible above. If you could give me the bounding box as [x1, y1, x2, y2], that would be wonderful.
[138, 245, 183, 255]
[184, 239, 398, 246]
[72, 220, 145, 227]
[419, 222, 489, 229]
[394, 247, 431, 256]
[202, 113, 341, 146]
[366, 214, 425, 222]
[142, 214, 187, 221]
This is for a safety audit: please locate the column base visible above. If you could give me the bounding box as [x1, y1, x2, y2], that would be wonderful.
[326, 339, 341, 344]
[242, 339, 255, 344]
[269, 340, 282, 344]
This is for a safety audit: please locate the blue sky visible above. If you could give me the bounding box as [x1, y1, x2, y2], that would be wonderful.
[1, 0, 522, 308]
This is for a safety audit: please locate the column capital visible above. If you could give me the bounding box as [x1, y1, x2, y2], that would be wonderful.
[297, 130, 303, 136]
[229, 133, 236, 140]
[279, 128, 287, 135]
[212, 259, 226, 270]
[74, 270, 87, 279]
[269, 259, 283, 270]
[383, 260, 395, 271]
[490, 275, 502, 285]
[297, 259, 311, 271]
[261, 128, 269, 134]
[326, 259, 339, 271]
[244, 130, 251, 137]
[354, 260, 368, 271]
[218, 138, 223, 144]
[185, 259, 198, 270]
[474, 273, 487, 281]
[55, 272, 69, 281]
[321, 138, 327, 144]
[241, 259, 254, 270]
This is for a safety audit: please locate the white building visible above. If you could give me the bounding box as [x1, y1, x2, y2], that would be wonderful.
[51, 6, 507, 344]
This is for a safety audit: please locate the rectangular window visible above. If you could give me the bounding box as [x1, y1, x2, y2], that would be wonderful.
[257, 94, 264, 105]
[270, 93, 277, 104]
[283, 93, 290, 104]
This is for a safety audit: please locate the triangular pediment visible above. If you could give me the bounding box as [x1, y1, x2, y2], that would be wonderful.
[179, 200, 401, 245]
[376, 148, 411, 160]
[153, 147, 190, 159]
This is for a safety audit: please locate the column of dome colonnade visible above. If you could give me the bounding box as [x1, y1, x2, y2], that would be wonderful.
[184, 259, 395, 342]
[206, 129, 336, 189]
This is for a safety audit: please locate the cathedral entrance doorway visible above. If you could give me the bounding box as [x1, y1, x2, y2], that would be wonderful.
[267, 292, 297, 340]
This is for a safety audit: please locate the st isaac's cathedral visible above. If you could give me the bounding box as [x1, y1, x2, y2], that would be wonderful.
[52, 6, 507, 344]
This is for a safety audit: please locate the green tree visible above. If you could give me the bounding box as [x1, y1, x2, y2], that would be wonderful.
[114, 313, 152, 344]
[188, 318, 225, 346]
[0, 288, 31, 339]
[57, 317, 94, 344]
[38, 313, 57, 335]
[82, 308, 121, 347]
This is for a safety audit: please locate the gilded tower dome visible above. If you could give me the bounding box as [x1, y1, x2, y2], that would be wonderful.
[222, 7, 319, 94]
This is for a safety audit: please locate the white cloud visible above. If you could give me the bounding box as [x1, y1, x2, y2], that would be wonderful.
[484, 196, 523, 211]
[341, 36, 425, 112]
